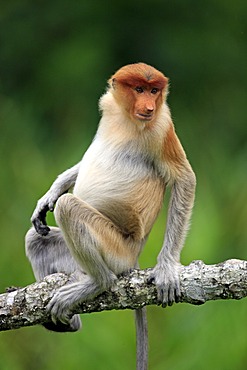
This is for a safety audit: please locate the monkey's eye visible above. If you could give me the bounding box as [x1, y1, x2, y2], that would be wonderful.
[135, 86, 144, 93]
[151, 88, 159, 94]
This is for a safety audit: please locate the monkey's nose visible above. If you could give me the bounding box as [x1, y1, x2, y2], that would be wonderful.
[146, 106, 154, 113]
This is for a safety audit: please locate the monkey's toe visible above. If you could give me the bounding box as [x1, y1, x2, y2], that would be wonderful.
[44, 314, 82, 332]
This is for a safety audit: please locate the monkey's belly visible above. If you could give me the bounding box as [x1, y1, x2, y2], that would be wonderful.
[73, 175, 165, 240]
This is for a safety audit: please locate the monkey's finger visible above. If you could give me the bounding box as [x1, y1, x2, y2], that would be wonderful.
[163, 299, 169, 308]
[50, 314, 58, 325]
[33, 218, 50, 236]
[46, 300, 58, 325]
[169, 282, 181, 305]
[168, 286, 175, 306]
[147, 276, 155, 284]
[48, 202, 55, 212]
[174, 285, 181, 303]
[32, 218, 42, 232]
[48, 302, 72, 326]
[147, 270, 156, 284]
[39, 205, 50, 224]
[161, 299, 168, 308]
[157, 287, 168, 308]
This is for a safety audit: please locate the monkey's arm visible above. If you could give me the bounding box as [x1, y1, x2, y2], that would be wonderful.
[150, 129, 196, 306]
[31, 162, 81, 236]
[152, 166, 196, 306]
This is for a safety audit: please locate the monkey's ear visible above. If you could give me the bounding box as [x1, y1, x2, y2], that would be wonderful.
[107, 77, 116, 90]
[111, 78, 116, 89]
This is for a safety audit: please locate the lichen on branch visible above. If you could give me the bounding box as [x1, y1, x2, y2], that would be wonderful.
[0, 259, 247, 332]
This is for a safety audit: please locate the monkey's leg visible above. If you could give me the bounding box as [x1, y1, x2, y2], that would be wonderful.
[25, 227, 82, 332]
[55, 193, 139, 279]
[47, 193, 140, 324]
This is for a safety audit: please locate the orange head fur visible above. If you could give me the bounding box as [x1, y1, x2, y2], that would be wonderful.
[109, 63, 168, 124]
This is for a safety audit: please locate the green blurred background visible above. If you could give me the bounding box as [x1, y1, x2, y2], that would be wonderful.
[0, 1, 247, 369]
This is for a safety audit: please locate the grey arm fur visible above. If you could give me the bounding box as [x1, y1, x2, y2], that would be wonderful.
[31, 162, 80, 235]
[150, 167, 196, 306]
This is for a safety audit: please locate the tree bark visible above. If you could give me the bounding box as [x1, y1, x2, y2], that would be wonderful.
[0, 259, 247, 332]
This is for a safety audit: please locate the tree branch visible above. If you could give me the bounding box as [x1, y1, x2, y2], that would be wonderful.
[1, 259, 247, 332]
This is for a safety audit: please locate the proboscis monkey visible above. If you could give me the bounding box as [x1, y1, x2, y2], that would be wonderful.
[25, 62, 196, 370]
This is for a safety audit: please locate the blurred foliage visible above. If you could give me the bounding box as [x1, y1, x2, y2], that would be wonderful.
[0, 0, 247, 369]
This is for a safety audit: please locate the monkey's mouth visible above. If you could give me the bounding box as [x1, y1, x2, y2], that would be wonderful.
[135, 113, 153, 121]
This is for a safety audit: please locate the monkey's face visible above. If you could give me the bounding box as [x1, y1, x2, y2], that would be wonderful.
[110, 63, 168, 126]
[112, 83, 164, 125]
[130, 86, 163, 124]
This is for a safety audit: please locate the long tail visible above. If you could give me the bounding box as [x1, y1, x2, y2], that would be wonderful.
[135, 307, 148, 370]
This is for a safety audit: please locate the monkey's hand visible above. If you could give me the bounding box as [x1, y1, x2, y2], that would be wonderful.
[149, 259, 181, 307]
[31, 191, 60, 236]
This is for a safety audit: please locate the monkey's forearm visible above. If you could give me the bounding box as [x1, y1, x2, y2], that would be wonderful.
[150, 168, 196, 306]
[49, 162, 81, 197]
[31, 162, 81, 235]
[159, 168, 196, 262]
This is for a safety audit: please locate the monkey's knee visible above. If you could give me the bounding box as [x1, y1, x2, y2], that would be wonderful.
[54, 193, 86, 229]
[25, 227, 43, 260]
[55, 193, 75, 209]
[25, 226, 76, 280]
[25, 226, 61, 259]
[54, 193, 74, 224]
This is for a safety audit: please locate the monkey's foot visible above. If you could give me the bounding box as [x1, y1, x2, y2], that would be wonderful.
[47, 280, 101, 325]
[47, 283, 84, 325]
[148, 261, 181, 307]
